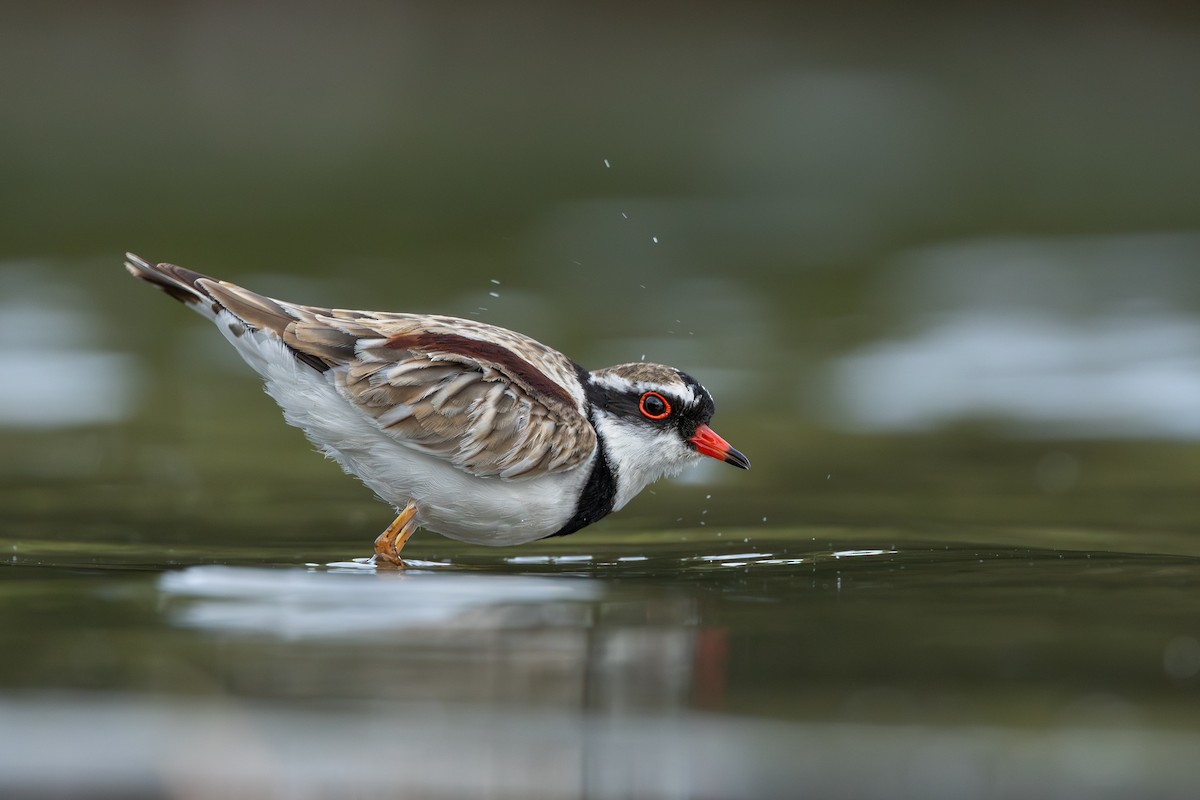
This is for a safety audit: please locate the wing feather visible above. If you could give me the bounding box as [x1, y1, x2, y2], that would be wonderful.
[158, 270, 596, 480]
[336, 319, 595, 480]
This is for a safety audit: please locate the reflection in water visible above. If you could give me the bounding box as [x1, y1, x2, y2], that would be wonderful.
[833, 233, 1200, 439]
[7, 541, 1200, 798]
[160, 565, 602, 638]
[160, 564, 710, 712]
[0, 350, 139, 427]
[0, 268, 140, 428]
[830, 312, 1200, 438]
[2, 697, 1199, 799]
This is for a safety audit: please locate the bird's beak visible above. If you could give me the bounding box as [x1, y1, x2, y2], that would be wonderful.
[689, 423, 751, 470]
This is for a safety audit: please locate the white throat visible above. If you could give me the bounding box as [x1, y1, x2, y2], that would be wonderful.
[592, 410, 700, 511]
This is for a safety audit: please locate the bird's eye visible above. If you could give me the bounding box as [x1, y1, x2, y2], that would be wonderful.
[639, 391, 671, 420]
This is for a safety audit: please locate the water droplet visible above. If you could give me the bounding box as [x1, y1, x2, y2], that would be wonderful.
[488, 291, 500, 298]
[490, 279, 501, 285]
[651, 236, 659, 244]
[603, 158, 611, 168]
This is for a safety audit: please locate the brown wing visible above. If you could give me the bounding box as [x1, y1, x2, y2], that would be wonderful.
[197, 278, 597, 480]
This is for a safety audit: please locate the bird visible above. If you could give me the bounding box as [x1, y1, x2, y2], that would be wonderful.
[125, 253, 749, 564]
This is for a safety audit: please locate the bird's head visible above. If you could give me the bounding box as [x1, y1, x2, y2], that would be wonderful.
[585, 362, 749, 510]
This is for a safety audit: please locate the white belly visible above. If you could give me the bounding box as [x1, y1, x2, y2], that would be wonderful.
[340, 443, 592, 545]
[219, 319, 591, 545]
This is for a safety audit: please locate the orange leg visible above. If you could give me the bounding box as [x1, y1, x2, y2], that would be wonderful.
[373, 501, 419, 567]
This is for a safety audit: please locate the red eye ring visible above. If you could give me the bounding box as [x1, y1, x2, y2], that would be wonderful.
[639, 391, 672, 420]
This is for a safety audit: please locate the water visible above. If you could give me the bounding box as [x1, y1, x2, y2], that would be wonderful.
[5, 3, 1200, 798]
[6, 462, 1200, 796]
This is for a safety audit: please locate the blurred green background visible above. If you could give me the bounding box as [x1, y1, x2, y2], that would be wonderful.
[3, 2, 1200, 798]
[4, 1, 1200, 526]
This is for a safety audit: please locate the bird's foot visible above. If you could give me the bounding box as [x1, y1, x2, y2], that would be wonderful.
[372, 501, 418, 568]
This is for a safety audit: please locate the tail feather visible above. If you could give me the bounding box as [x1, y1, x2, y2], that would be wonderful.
[124, 253, 216, 308]
[197, 278, 297, 336]
[126, 252, 333, 374]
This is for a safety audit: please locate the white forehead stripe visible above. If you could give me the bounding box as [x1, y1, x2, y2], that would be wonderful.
[675, 382, 698, 406]
[591, 371, 697, 406]
[591, 373, 638, 395]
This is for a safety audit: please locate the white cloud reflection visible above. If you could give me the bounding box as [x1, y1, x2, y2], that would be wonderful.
[0, 350, 139, 428]
[830, 233, 1200, 439]
[0, 267, 140, 429]
[831, 312, 1200, 438]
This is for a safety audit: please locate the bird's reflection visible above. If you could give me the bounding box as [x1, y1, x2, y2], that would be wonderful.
[158, 564, 725, 712]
